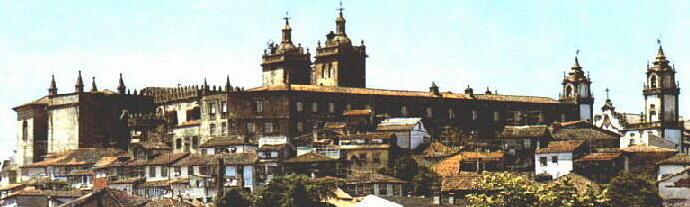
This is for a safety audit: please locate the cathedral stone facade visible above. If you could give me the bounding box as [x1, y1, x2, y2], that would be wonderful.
[13, 9, 587, 168]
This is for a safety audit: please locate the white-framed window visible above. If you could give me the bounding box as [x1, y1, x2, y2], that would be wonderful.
[297, 122, 304, 132]
[296, 102, 303, 112]
[210, 124, 216, 135]
[209, 103, 217, 115]
[270, 151, 279, 157]
[221, 122, 227, 134]
[312, 103, 318, 112]
[221, 102, 227, 113]
[264, 122, 274, 133]
[246, 122, 256, 133]
[426, 107, 433, 118]
[539, 157, 547, 166]
[551, 156, 558, 163]
[255, 100, 263, 113]
[328, 103, 335, 113]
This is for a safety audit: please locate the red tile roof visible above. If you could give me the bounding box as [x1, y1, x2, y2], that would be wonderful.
[146, 153, 189, 166]
[284, 151, 337, 164]
[576, 153, 622, 162]
[433, 152, 504, 176]
[621, 145, 678, 153]
[421, 142, 460, 158]
[343, 109, 372, 116]
[535, 140, 585, 154]
[248, 84, 560, 104]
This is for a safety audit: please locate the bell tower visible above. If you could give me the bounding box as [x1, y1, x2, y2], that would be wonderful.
[643, 41, 680, 124]
[559, 53, 594, 122]
[312, 2, 367, 88]
[261, 12, 311, 86]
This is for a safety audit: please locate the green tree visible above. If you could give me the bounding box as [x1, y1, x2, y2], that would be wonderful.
[411, 166, 440, 196]
[215, 187, 251, 207]
[608, 171, 663, 207]
[465, 172, 611, 207]
[256, 175, 343, 207]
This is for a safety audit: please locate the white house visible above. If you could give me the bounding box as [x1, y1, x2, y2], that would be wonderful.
[657, 167, 690, 207]
[534, 140, 586, 179]
[376, 118, 429, 150]
[199, 136, 257, 155]
[656, 153, 690, 180]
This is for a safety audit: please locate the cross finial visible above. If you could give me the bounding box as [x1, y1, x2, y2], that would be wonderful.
[605, 88, 610, 100]
[657, 38, 661, 45]
[283, 11, 290, 24]
[337, 0, 345, 14]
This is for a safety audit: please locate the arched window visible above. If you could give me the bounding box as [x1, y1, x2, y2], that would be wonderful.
[650, 75, 658, 88]
[565, 85, 573, 97]
[22, 121, 28, 141]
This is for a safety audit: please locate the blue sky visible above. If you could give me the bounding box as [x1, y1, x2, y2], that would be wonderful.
[1, 0, 689, 158]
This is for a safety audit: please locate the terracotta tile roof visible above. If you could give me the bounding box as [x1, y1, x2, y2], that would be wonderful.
[0, 184, 24, 191]
[621, 145, 678, 153]
[135, 140, 171, 150]
[657, 153, 690, 165]
[440, 172, 483, 191]
[338, 144, 391, 150]
[576, 153, 622, 162]
[93, 157, 119, 168]
[62, 188, 148, 207]
[498, 125, 549, 139]
[345, 171, 407, 184]
[550, 128, 620, 140]
[110, 177, 146, 184]
[337, 132, 395, 140]
[4, 188, 83, 199]
[433, 152, 505, 176]
[146, 153, 189, 166]
[199, 137, 255, 148]
[535, 140, 585, 154]
[248, 84, 560, 104]
[219, 152, 259, 165]
[324, 122, 347, 130]
[176, 120, 200, 128]
[142, 178, 189, 187]
[66, 169, 93, 176]
[144, 198, 200, 207]
[284, 151, 337, 164]
[343, 109, 372, 116]
[422, 142, 460, 158]
[24, 148, 127, 167]
[172, 154, 218, 166]
[552, 121, 589, 127]
[13, 96, 49, 109]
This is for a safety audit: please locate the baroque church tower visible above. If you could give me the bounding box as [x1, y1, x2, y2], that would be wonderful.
[559, 55, 594, 122]
[644, 43, 680, 124]
[261, 14, 312, 86]
[312, 3, 368, 88]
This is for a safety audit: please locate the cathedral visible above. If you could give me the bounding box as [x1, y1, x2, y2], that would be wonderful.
[594, 43, 685, 151]
[13, 8, 592, 169]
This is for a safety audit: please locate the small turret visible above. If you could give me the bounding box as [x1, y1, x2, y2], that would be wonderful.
[429, 82, 440, 96]
[117, 73, 126, 94]
[90, 77, 98, 92]
[75, 71, 84, 93]
[464, 85, 474, 95]
[225, 75, 232, 92]
[48, 75, 58, 96]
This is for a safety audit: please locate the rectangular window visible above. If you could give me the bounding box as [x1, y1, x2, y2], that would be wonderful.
[192, 137, 199, 149]
[345, 104, 352, 111]
[296, 102, 303, 112]
[221, 102, 227, 113]
[247, 122, 255, 133]
[539, 157, 548, 166]
[210, 124, 216, 135]
[176, 139, 182, 149]
[149, 167, 156, 177]
[188, 167, 194, 175]
[448, 109, 455, 120]
[494, 111, 500, 122]
[254, 100, 263, 113]
[161, 167, 168, 177]
[271, 151, 279, 158]
[174, 167, 181, 176]
[312, 103, 318, 112]
[472, 110, 478, 121]
[401, 106, 408, 116]
[210, 103, 217, 115]
[426, 107, 433, 118]
[221, 122, 227, 135]
[379, 184, 388, 196]
[551, 156, 558, 163]
[264, 122, 274, 133]
[297, 122, 304, 132]
[329, 103, 335, 113]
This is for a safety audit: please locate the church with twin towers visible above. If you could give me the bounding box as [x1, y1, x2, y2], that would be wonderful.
[11, 3, 687, 170]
